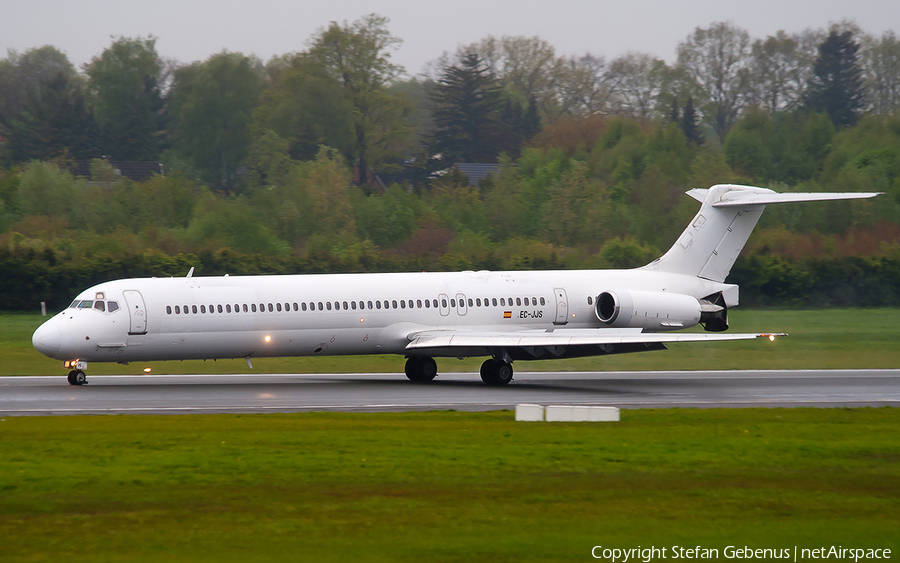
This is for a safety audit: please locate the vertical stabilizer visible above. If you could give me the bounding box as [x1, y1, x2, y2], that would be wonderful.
[642, 184, 881, 282]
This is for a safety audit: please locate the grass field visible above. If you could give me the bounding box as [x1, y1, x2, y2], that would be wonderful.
[0, 409, 897, 562]
[4, 308, 899, 376]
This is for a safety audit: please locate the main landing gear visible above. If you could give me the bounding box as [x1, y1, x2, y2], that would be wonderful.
[480, 358, 513, 386]
[403, 355, 514, 385]
[67, 370, 87, 386]
[405, 356, 438, 382]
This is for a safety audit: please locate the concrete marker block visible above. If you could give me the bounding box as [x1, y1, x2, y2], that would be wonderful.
[515, 404, 545, 421]
[588, 406, 620, 422]
[545, 405, 620, 422]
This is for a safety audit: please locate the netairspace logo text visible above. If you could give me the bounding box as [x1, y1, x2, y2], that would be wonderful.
[591, 545, 892, 563]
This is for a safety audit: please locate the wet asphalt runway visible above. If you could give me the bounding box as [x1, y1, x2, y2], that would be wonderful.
[0, 369, 898, 416]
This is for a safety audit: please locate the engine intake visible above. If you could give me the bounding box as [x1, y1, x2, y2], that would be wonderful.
[595, 290, 701, 331]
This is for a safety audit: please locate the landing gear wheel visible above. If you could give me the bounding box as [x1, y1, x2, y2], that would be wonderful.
[480, 359, 513, 386]
[405, 357, 437, 382]
[67, 370, 87, 386]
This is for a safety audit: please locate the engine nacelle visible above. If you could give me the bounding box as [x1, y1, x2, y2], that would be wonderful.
[595, 290, 701, 331]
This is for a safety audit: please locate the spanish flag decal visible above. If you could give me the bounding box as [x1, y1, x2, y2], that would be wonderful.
[503, 311, 512, 318]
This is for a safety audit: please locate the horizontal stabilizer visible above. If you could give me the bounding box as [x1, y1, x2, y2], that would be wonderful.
[709, 189, 882, 207]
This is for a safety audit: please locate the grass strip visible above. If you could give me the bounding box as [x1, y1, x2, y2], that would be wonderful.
[0, 408, 898, 561]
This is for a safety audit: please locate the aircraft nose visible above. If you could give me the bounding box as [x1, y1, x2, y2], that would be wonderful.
[32, 322, 61, 357]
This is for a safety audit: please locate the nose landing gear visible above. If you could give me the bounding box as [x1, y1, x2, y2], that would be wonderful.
[67, 370, 87, 385]
[64, 360, 89, 385]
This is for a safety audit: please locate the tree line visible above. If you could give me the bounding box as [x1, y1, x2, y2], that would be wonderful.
[1, 17, 899, 186]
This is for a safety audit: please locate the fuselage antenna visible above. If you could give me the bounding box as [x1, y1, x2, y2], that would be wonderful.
[186, 267, 194, 278]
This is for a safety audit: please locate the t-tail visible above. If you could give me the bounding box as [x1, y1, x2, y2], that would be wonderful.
[643, 184, 882, 283]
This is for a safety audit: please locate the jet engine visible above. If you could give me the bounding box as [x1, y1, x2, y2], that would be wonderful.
[594, 290, 701, 331]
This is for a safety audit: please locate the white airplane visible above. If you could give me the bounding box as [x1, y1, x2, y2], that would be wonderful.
[32, 184, 880, 386]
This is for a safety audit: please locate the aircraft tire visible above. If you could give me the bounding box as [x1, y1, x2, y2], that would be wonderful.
[73, 370, 87, 385]
[405, 357, 437, 382]
[480, 359, 513, 386]
[67, 371, 77, 385]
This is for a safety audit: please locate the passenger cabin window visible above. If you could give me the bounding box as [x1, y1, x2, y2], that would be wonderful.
[276, 303, 282, 312]
[251, 304, 257, 312]
[175, 306, 181, 314]
[433, 299, 438, 308]
[301, 303, 307, 311]
[166, 306, 172, 314]
[492, 298, 498, 306]
[192, 305, 198, 314]
[468, 298, 473, 307]
[417, 300, 422, 308]
[540, 297, 545, 306]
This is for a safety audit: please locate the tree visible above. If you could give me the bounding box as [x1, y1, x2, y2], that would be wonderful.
[750, 31, 811, 112]
[428, 52, 504, 164]
[84, 37, 166, 160]
[861, 31, 900, 115]
[563, 53, 615, 116]
[170, 52, 264, 193]
[0, 46, 79, 139]
[2, 70, 97, 165]
[463, 36, 562, 117]
[306, 14, 412, 182]
[606, 53, 673, 120]
[677, 22, 753, 139]
[805, 30, 866, 128]
[681, 97, 703, 145]
[251, 57, 353, 161]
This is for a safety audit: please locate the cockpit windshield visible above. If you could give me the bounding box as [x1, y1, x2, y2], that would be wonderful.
[69, 299, 119, 312]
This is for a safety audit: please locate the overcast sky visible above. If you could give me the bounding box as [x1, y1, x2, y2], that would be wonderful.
[3, 0, 898, 75]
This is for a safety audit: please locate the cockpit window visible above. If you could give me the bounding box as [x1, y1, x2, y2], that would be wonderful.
[69, 301, 79, 308]
[77, 301, 93, 309]
[108, 301, 118, 313]
[94, 301, 106, 312]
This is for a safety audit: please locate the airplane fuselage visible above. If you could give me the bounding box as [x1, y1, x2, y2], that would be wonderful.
[33, 268, 733, 364]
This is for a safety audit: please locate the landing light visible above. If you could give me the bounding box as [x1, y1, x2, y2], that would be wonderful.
[768, 334, 775, 342]
[143, 367, 152, 373]
[264, 335, 271, 343]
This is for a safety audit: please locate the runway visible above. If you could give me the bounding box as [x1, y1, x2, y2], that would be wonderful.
[0, 369, 898, 416]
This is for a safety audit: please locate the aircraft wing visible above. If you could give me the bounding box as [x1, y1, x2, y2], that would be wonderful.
[405, 328, 784, 360]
